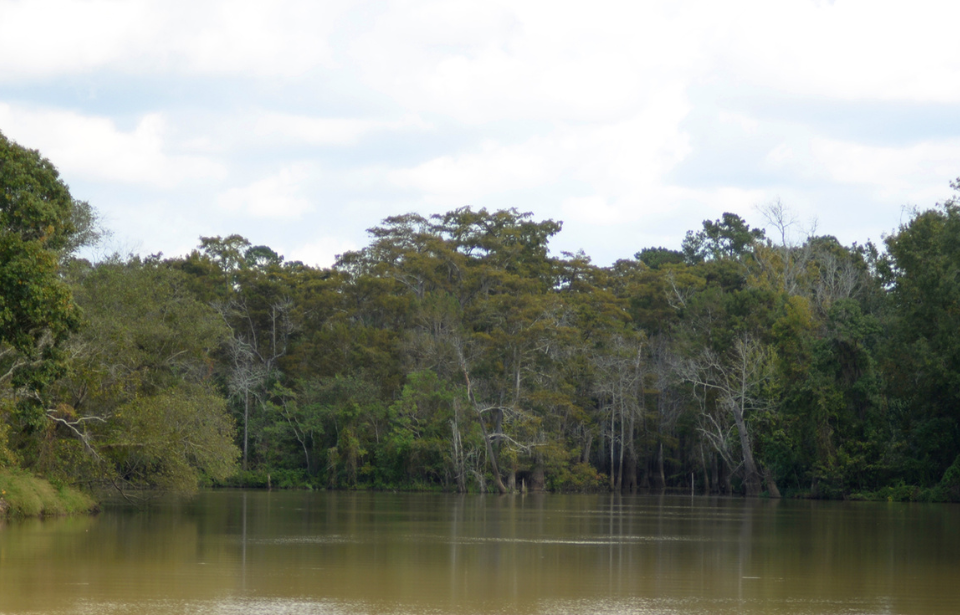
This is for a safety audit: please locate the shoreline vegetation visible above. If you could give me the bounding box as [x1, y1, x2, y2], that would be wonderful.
[3, 476, 959, 522]
[0, 470, 97, 518]
[214, 460, 960, 503]
[6, 134, 960, 509]
[3, 439, 960, 521]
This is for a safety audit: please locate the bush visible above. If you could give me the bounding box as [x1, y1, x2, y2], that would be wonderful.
[214, 468, 318, 490]
[549, 462, 605, 492]
[930, 454, 960, 502]
[0, 469, 97, 517]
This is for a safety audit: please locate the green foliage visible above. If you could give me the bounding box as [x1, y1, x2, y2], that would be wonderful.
[0, 131, 82, 421]
[110, 189, 960, 498]
[14, 257, 241, 492]
[378, 370, 461, 488]
[681, 212, 766, 264]
[261, 384, 324, 474]
[216, 468, 317, 490]
[0, 402, 15, 469]
[932, 454, 960, 502]
[10, 125, 960, 502]
[0, 468, 96, 517]
[881, 198, 960, 484]
[104, 384, 238, 490]
[547, 460, 605, 492]
[636, 247, 685, 270]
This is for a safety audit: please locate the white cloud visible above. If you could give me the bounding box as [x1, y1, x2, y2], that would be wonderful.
[765, 135, 960, 203]
[390, 87, 693, 222]
[252, 113, 430, 147]
[4, 0, 960, 107]
[390, 138, 558, 204]
[2, 0, 958, 268]
[0, 0, 352, 81]
[0, 1, 152, 80]
[811, 139, 960, 196]
[0, 103, 225, 187]
[288, 236, 358, 269]
[217, 165, 313, 219]
[712, 0, 960, 103]
[352, 0, 706, 123]
[561, 195, 621, 225]
[348, 0, 960, 132]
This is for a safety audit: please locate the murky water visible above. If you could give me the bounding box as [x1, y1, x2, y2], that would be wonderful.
[1, 491, 958, 614]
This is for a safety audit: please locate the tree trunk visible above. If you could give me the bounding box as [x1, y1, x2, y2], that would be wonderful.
[764, 468, 782, 498]
[711, 452, 719, 495]
[609, 406, 616, 490]
[733, 401, 762, 497]
[326, 447, 338, 489]
[460, 354, 507, 494]
[530, 464, 545, 491]
[623, 447, 638, 494]
[243, 390, 249, 471]
[721, 457, 733, 494]
[657, 442, 666, 490]
[451, 415, 466, 493]
[616, 403, 626, 492]
[477, 414, 508, 494]
[700, 443, 711, 495]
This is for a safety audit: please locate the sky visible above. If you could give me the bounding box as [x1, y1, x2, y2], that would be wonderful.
[2, 0, 959, 267]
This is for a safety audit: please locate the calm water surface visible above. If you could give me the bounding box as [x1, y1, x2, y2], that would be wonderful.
[1, 491, 958, 614]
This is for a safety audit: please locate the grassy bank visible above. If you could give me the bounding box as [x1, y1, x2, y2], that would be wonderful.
[0, 469, 98, 518]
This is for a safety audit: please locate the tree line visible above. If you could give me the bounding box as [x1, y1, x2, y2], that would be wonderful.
[2, 130, 960, 500]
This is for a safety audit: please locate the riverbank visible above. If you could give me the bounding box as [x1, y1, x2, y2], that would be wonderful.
[0, 469, 98, 518]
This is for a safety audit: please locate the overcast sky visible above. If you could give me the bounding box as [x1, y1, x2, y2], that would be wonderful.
[2, 0, 958, 267]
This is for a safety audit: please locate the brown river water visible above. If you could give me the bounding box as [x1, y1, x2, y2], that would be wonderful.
[1, 491, 959, 614]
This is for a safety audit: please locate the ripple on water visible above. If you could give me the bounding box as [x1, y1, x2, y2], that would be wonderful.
[244, 535, 359, 545]
[451, 535, 701, 545]
[60, 596, 899, 615]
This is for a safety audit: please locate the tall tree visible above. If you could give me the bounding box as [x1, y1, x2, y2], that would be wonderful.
[0, 131, 82, 435]
[883, 191, 960, 484]
[37, 257, 239, 491]
[682, 213, 766, 264]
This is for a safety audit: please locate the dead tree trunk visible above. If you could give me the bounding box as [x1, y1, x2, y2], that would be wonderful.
[682, 335, 774, 498]
[657, 442, 666, 490]
[459, 351, 507, 495]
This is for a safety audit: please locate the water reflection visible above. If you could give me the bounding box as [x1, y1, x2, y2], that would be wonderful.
[0, 492, 958, 614]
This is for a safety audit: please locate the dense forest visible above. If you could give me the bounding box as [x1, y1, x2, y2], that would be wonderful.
[3, 131, 960, 501]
